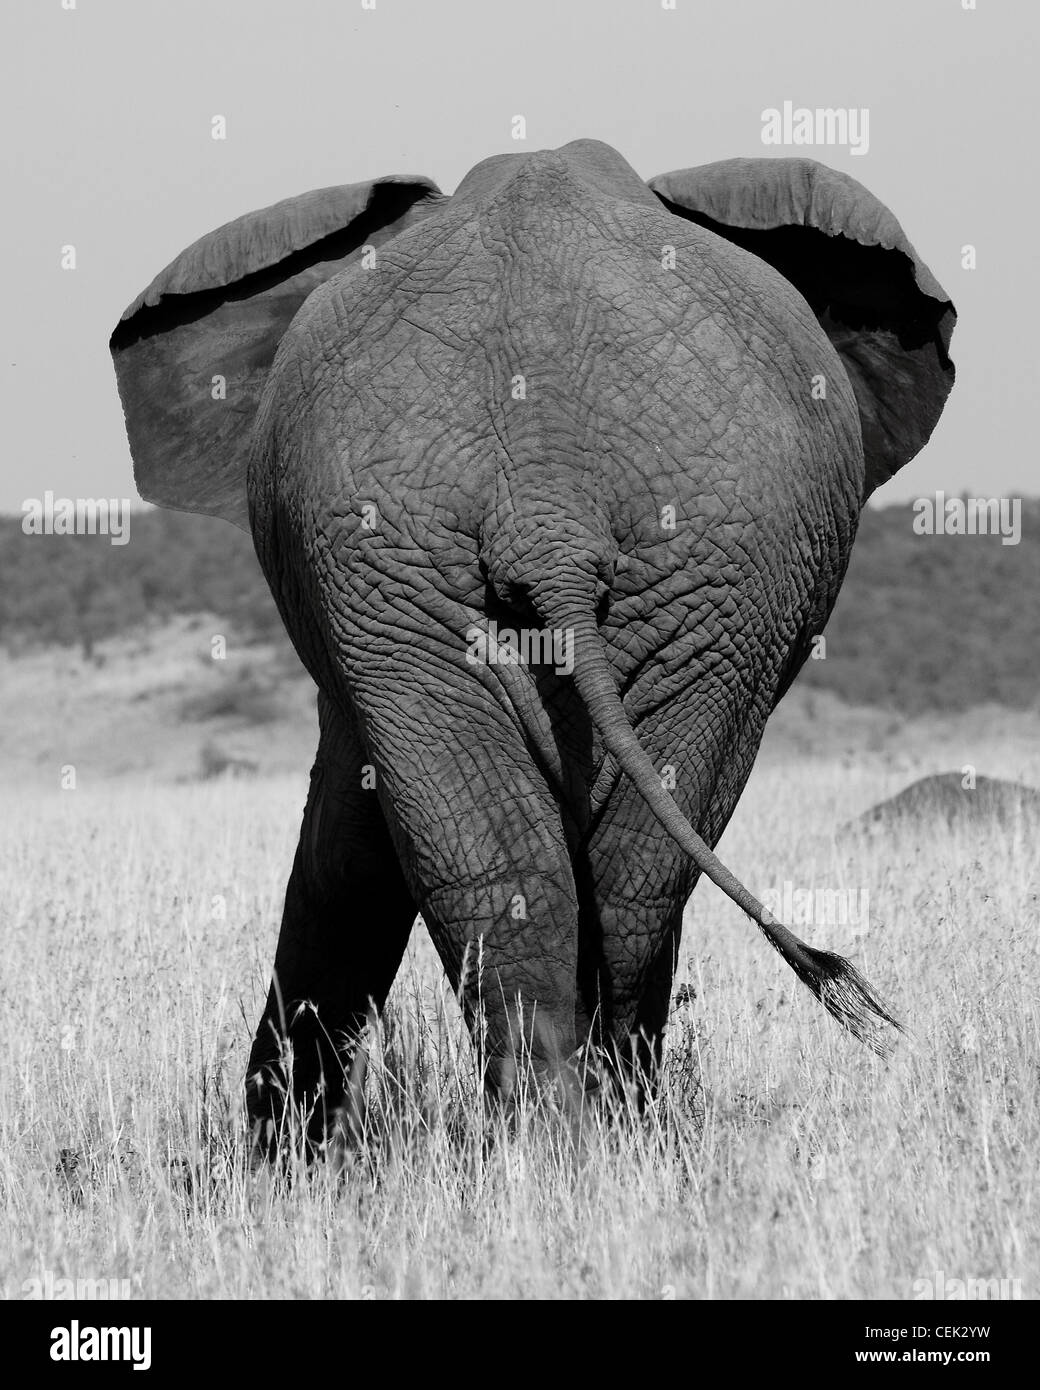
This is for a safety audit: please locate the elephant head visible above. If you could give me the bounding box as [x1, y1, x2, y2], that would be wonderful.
[111, 139, 954, 1140]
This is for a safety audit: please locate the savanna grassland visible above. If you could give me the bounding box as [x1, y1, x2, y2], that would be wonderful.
[2, 706, 1037, 1300]
[2, 504, 1037, 1300]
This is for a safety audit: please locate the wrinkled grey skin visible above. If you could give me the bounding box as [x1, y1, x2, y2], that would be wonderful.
[111, 139, 956, 1147]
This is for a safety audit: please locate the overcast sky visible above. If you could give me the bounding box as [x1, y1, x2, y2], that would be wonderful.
[2, 0, 1035, 514]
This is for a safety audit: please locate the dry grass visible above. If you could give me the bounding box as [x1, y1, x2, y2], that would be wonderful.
[1, 760, 1037, 1300]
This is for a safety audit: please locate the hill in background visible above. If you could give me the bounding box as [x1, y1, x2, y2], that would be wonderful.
[798, 501, 1039, 714]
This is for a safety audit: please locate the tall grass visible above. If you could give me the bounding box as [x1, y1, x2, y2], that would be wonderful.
[1, 763, 1036, 1299]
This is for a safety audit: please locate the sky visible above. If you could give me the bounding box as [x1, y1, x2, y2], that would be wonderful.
[1, 0, 1036, 513]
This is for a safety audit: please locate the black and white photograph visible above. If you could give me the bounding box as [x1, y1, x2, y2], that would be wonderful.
[1, 0, 1035, 1345]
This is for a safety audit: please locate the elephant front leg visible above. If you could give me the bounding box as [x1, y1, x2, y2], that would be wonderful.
[246, 694, 416, 1156]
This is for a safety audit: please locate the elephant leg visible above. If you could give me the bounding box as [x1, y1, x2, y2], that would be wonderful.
[246, 692, 416, 1152]
[347, 668, 583, 1109]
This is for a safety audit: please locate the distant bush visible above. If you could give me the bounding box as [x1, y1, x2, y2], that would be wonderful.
[797, 501, 1040, 715]
[1, 499, 1037, 714]
[179, 666, 282, 726]
[0, 509, 283, 657]
[197, 741, 259, 780]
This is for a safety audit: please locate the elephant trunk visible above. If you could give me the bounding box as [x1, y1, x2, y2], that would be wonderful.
[537, 599, 903, 1053]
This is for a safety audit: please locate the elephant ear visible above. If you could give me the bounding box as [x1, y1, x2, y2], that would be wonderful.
[110, 175, 442, 530]
[648, 159, 956, 496]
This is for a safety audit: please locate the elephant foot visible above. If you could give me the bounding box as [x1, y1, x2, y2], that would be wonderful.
[245, 1010, 365, 1167]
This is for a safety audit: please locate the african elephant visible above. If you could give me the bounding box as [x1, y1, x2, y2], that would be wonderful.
[110, 139, 955, 1142]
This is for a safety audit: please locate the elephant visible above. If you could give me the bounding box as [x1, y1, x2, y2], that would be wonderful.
[110, 138, 956, 1143]
[847, 773, 1040, 836]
